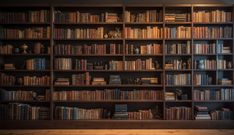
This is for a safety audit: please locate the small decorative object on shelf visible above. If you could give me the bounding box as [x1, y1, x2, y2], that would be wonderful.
[21, 44, 29, 54]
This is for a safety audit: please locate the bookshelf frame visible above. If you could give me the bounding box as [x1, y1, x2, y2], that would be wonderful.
[0, 4, 234, 129]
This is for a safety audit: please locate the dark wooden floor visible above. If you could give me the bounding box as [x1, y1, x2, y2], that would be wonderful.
[0, 130, 234, 135]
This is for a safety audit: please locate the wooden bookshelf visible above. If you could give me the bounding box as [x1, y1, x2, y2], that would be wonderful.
[0, 4, 234, 129]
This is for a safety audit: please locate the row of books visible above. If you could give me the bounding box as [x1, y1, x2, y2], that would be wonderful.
[194, 59, 217, 69]
[54, 11, 121, 23]
[19, 76, 51, 86]
[166, 74, 191, 85]
[54, 58, 157, 71]
[165, 41, 191, 54]
[124, 26, 163, 39]
[54, 75, 159, 86]
[125, 43, 161, 55]
[111, 58, 156, 71]
[0, 73, 50, 86]
[210, 108, 233, 120]
[54, 27, 105, 39]
[0, 103, 49, 120]
[55, 106, 105, 120]
[193, 73, 213, 85]
[54, 72, 90, 86]
[217, 59, 232, 69]
[1, 9, 231, 23]
[128, 109, 154, 120]
[0, 43, 51, 55]
[195, 106, 233, 120]
[125, 10, 162, 22]
[217, 41, 231, 54]
[194, 42, 216, 54]
[72, 73, 91, 85]
[52, 89, 163, 101]
[193, 10, 232, 23]
[193, 26, 232, 39]
[0, 73, 16, 86]
[0, 27, 50, 39]
[0, 89, 50, 101]
[54, 58, 72, 70]
[218, 78, 232, 85]
[54, 44, 123, 55]
[164, 26, 191, 38]
[25, 58, 47, 70]
[0, 10, 50, 23]
[193, 88, 234, 101]
[165, 58, 191, 70]
[165, 12, 191, 22]
[166, 106, 192, 120]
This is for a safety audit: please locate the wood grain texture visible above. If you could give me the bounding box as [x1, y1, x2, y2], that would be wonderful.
[0, 130, 234, 135]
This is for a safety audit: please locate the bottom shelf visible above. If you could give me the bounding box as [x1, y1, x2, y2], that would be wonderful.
[0, 120, 234, 129]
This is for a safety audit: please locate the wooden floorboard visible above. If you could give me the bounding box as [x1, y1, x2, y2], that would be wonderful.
[0, 130, 234, 135]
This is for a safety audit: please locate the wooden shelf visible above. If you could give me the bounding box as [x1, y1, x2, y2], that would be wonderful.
[54, 54, 123, 57]
[54, 85, 163, 88]
[54, 100, 164, 103]
[125, 22, 163, 25]
[0, 54, 50, 56]
[0, 38, 50, 41]
[165, 100, 192, 102]
[0, 3, 234, 129]
[54, 70, 163, 72]
[1, 120, 233, 129]
[54, 22, 124, 25]
[193, 38, 233, 40]
[165, 22, 192, 25]
[165, 38, 191, 40]
[0, 70, 51, 72]
[54, 38, 123, 41]
[0, 22, 50, 25]
[1, 85, 51, 88]
[0, 100, 50, 103]
[193, 22, 233, 25]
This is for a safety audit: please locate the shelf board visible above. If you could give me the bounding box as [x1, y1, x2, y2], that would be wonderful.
[193, 85, 234, 87]
[217, 53, 233, 56]
[54, 70, 163, 72]
[193, 100, 234, 103]
[0, 100, 50, 103]
[193, 54, 216, 56]
[54, 22, 123, 25]
[165, 100, 192, 102]
[54, 100, 164, 103]
[165, 85, 192, 87]
[53, 38, 123, 41]
[165, 22, 192, 25]
[0, 54, 50, 57]
[125, 38, 163, 41]
[165, 38, 191, 40]
[54, 85, 163, 88]
[0, 38, 50, 41]
[193, 69, 217, 71]
[1, 85, 51, 88]
[165, 69, 192, 71]
[125, 54, 163, 56]
[1, 120, 234, 129]
[0, 70, 51, 72]
[165, 54, 191, 56]
[193, 22, 233, 25]
[193, 38, 233, 41]
[0, 22, 50, 25]
[54, 54, 123, 57]
[217, 69, 233, 71]
[125, 22, 163, 25]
